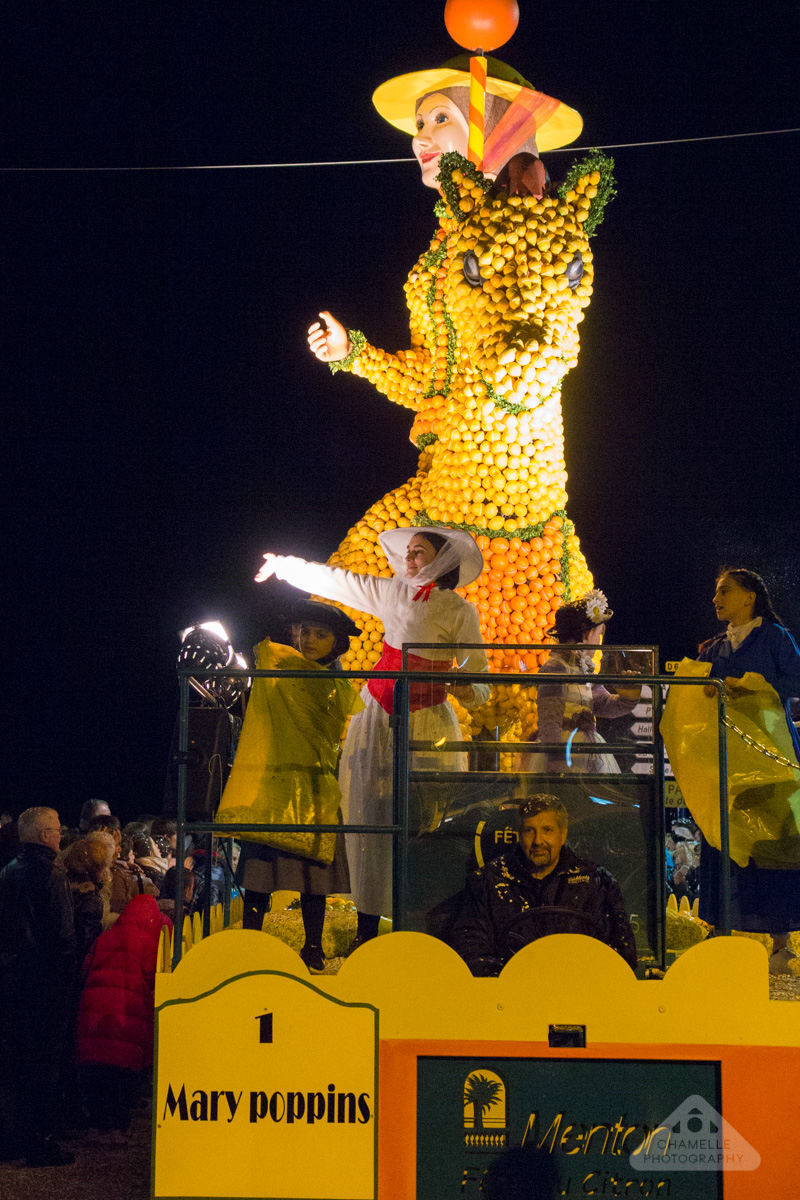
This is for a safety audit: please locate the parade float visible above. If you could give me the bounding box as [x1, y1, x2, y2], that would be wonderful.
[314, 0, 615, 745]
[152, 8, 800, 1199]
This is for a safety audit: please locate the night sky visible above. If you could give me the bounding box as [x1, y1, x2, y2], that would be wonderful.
[5, 0, 799, 822]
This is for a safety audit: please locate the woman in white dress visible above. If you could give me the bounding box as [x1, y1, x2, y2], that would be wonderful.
[255, 527, 490, 949]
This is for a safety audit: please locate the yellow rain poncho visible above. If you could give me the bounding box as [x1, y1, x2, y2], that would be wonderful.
[660, 659, 800, 869]
[216, 640, 362, 864]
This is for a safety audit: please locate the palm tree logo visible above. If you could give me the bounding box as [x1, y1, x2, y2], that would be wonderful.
[463, 1069, 507, 1150]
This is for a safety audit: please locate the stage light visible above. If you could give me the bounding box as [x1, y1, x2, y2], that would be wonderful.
[233, 652, 251, 690]
[199, 621, 232, 647]
[177, 621, 247, 708]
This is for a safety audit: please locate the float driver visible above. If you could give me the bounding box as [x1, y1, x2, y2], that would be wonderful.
[449, 796, 637, 975]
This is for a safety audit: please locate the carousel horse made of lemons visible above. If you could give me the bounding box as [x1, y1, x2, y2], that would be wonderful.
[309, 58, 615, 746]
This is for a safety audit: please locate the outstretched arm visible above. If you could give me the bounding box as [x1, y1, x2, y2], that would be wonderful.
[307, 311, 430, 413]
[255, 553, 393, 619]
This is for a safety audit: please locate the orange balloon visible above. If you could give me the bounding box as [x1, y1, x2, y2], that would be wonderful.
[444, 0, 520, 51]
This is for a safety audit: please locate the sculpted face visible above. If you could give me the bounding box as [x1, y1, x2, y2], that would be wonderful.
[412, 94, 470, 189]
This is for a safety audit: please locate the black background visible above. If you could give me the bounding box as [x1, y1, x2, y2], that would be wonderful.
[4, 0, 799, 821]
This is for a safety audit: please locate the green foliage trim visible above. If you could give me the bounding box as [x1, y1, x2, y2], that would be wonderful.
[416, 432, 439, 450]
[412, 507, 568, 543]
[422, 238, 457, 400]
[329, 329, 367, 375]
[436, 152, 492, 223]
[477, 368, 560, 417]
[423, 239, 448, 273]
[557, 149, 617, 236]
[433, 198, 449, 222]
[559, 514, 574, 601]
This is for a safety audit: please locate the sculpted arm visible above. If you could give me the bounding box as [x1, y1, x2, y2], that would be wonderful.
[307, 311, 431, 413]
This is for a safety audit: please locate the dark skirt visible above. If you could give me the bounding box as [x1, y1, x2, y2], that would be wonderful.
[235, 815, 350, 896]
[699, 838, 800, 932]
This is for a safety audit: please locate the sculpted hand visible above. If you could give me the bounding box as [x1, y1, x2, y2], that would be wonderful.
[255, 553, 281, 583]
[307, 311, 351, 362]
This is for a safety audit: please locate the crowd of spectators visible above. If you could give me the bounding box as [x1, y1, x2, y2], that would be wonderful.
[0, 802, 204, 1168]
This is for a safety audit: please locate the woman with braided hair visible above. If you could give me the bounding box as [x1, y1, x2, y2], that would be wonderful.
[696, 568, 800, 972]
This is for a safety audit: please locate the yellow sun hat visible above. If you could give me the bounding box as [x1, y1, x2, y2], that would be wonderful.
[372, 54, 582, 154]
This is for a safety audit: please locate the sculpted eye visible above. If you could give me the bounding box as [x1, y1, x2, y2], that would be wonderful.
[565, 251, 584, 290]
[463, 250, 484, 289]
[435, 112, 448, 124]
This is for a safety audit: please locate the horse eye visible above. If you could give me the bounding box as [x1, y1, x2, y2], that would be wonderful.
[565, 252, 584, 290]
[463, 250, 484, 289]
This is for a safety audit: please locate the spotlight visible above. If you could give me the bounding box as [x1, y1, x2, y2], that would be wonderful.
[177, 622, 247, 708]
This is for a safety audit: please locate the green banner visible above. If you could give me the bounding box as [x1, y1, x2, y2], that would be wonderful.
[417, 1056, 722, 1198]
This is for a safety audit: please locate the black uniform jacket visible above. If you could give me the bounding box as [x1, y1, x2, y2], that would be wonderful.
[0, 842, 76, 998]
[449, 843, 638, 976]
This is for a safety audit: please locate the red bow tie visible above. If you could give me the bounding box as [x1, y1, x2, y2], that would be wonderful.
[413, 581, 436, 602]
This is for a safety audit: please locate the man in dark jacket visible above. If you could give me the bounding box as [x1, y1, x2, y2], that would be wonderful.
[449, 796, 637, 976]
[0, 806, 76, 1166]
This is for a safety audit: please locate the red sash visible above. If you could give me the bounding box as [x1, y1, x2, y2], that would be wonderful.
[367, 643, 451, 714]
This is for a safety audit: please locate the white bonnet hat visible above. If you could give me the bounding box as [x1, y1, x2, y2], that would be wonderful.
[379, 526, 484, 589]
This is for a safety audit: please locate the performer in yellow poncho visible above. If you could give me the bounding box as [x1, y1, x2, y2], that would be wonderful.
[216, 601, 362, 972]
[661, 569, 800, 974]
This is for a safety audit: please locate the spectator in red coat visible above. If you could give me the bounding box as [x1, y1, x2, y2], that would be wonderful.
[75, 894, 170, 1144]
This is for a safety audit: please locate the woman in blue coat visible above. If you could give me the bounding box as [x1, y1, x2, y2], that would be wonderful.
[698, 569, 800, 972]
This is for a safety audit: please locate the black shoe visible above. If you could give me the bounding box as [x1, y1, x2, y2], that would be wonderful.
[23, 1140, 76, 1168]
[299, 943, 326, 973]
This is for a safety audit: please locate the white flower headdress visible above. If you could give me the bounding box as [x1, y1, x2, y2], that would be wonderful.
[581, 589, 613, 625]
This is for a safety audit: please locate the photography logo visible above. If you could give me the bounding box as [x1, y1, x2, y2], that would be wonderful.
[629, 1094, 760, 1172]
[463, 1069, 508, 1152]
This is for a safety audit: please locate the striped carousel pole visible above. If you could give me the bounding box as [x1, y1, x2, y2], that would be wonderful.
[467, 50, 487, 169]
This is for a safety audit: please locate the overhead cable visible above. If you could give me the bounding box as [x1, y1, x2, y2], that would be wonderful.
[1, 125, 798, 172]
